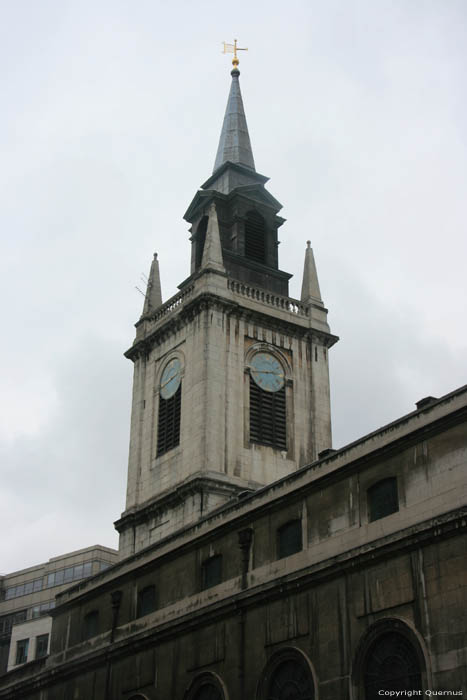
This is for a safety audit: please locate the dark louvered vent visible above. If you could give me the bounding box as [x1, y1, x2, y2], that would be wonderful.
[249, 379, 286, 450]
[245, 211, 266, 263]
[157, 385, 181, 457]
[195, 216, 208, 269]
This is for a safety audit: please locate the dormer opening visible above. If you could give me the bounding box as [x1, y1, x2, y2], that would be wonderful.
[195, 216, 208, 269]
[245, 210, 266, 264]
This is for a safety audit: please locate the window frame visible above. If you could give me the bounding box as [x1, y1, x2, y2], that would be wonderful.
[136, 585, 157, 618]
[201, 554, 223, 591]
[15, 639, 29, 665]
[277, 519, 303, 559]
[367, 477, 399, 522]
[35, 634, 49, 660]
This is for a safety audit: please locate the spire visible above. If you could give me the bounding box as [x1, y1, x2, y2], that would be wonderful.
[213, 68, 256, 173]
[201, 203, 225, 273]
[142, 253, 162, 315]
[301, 241, 323, 305]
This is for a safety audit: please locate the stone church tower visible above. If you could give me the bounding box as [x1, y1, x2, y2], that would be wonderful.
[115, 66, 338, 558]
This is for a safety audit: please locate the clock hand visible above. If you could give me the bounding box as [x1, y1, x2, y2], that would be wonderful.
[161, 372, 178, 389]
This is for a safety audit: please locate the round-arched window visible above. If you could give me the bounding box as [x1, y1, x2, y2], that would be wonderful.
[185, 672, 226, 700]
[257, 648, 316, 700]
[193, 684, 223, 700]
[268, 658, 314, 699]
[363, 631, 422, 698]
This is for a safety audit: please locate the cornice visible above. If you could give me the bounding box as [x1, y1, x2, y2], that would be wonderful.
[114, 474, 247, 533]
[125, 288, 337, 362]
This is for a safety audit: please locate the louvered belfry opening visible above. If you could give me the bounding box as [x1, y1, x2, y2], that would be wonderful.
[245, 211, 266, 264]
[195, 216, 208, 269]
[157, 385, 181, 457]
[249, 379, 287, 450]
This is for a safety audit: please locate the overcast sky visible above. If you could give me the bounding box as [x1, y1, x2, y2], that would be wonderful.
[1, 0, 466, 573]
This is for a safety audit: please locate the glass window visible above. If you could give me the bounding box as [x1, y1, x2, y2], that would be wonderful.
[31, 607, 41, 619]
[35, 634, 49, 660]
[137, 585, 156, 618]
[47, 573, 55, 588]
[5, 587, 15, 600]
[277, 520, 303, 559]
[54, 569, 64, 585]
[49, 600, 55, 609]
[24, 581, 33, 595]
[99, 561, 109, 572]
[14, 610, 27, 624]
[15, 639, 29, 665]
[267, 658, 315, 700]
[63, 567, 73, 583]
[40, 602, 50, 614]
[202, 555, 222, 590]
[15, 584, 25, 597]
[83, 562, 92, 577]
[364, 632, 422, 696]
[73, 564, 84, 580]
[83, 611, 99, 640]
[368, 478, 399, 522]
[33, 578, 43, 592]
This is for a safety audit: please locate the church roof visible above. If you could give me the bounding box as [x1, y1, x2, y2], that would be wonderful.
[213, 68, 256, 173]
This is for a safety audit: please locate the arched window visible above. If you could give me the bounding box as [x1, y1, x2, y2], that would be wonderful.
[184, 672, 226, 700]
[83, 610, 99, 640]
[195, 216, 208, 269]
[249, 352, 286, 450]
[201, 555, 222, 590]
[363, 632, 422, 698]
[257, 648, 316, 700]
[136, 585, 156, 618]
[157, 358, 182, 457]
[277, 520, 302, 559]
[193, 685, 223, 700]
[368, 477, 398, 522]
[245, 211, 266, 263]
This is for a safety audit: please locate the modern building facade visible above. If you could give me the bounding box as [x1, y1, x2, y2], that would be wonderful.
[0, 61, 465, 700]
[0, 545, 117, 675]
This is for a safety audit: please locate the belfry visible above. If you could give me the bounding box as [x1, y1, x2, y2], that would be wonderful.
[115, 59, 338, 558]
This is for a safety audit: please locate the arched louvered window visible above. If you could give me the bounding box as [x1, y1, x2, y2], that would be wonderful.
[368, 477, 398, 522]
[245, 211, 266, 263]
[250, 380, 286, 450]
[136, 585, 156, 618]
[157, 385, 181, 456]
[277, 519, 302, 559]
[195, 216, 208, 269]
[364, 632, 422, 698]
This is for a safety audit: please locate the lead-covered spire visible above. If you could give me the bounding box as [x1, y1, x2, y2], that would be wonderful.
[213, 68, 256, 173]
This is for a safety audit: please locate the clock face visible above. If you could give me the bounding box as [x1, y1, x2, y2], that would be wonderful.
[160, 358, 182, 399]
[250, 352, 285, 393]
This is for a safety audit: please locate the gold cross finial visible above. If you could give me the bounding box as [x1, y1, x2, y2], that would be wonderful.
[222, 39, 248, 70]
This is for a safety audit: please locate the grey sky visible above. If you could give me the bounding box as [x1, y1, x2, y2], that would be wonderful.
[1, 0, 466, 573]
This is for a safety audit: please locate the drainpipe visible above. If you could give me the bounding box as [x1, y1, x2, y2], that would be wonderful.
[105, 590, 122, 700]
[237, 528, 253, 697]
[238, 528, 253, 590]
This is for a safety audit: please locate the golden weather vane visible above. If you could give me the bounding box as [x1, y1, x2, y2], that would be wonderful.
[222, 39, 248, 69]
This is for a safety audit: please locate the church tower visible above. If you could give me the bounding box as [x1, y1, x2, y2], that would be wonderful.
[115, 63, 338, 559]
